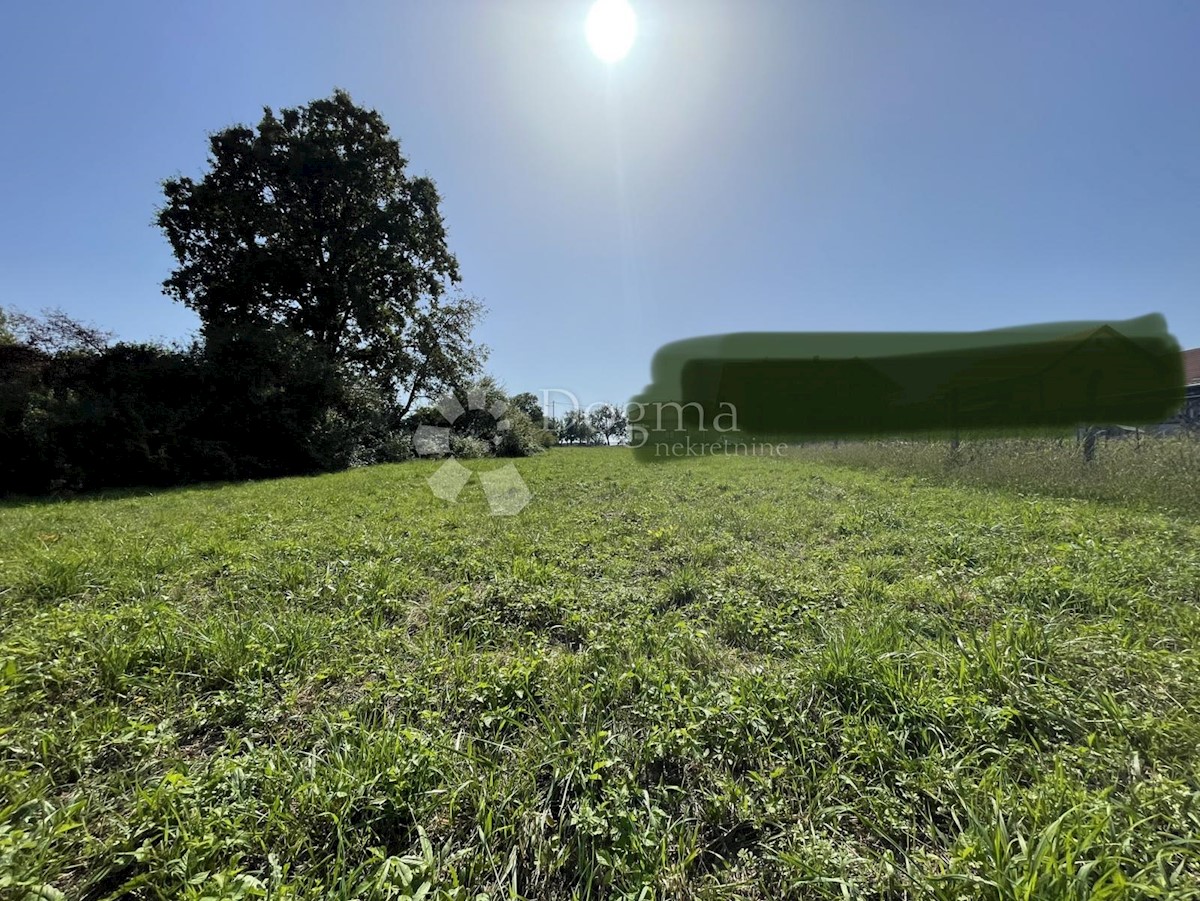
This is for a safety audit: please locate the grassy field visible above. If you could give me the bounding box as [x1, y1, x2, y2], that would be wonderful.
[2, 448, 1199, 899]
[792, 436, 1200, 519]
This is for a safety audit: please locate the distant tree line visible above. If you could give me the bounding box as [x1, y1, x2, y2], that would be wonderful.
[547, 404, 629, 445]
[0, 92, 551, 496]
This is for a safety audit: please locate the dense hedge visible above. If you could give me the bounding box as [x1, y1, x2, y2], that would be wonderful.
[0, 327, 544, 496]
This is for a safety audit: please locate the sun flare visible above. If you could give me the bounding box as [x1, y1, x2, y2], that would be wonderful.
[586, 0, 637, 63]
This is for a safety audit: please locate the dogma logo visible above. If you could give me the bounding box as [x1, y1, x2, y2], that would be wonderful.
[413, 388, 533, 515]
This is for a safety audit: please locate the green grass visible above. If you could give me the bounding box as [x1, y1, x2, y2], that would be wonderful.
[790, 435, 1200, 518]
[2, 448, 1199, 899]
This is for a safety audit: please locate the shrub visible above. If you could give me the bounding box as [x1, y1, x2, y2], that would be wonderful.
[377, 432, 415, 463]
[450, 435, 491, 459]
[494, 409, 545, 458]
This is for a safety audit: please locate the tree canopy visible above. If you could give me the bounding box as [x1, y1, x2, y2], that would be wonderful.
[157, 89, 483, 413]
[0, 91, 537, 496]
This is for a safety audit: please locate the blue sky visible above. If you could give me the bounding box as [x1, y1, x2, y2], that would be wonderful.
[2, 1, 1197, 409]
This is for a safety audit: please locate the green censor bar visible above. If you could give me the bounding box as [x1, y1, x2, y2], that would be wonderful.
[630, 314, 1184, 460]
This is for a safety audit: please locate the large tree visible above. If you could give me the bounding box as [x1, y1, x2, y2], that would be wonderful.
[560, 408, 596, 445]
[508, 392, 545, 426]
[157, 89, 483, 414]
[589, 403, 628, 445]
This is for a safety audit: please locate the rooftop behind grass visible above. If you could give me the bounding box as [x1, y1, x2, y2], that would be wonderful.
[1, 448, 1198, 899]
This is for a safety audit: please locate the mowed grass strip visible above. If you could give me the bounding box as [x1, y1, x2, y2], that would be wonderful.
[1, 448, 1198, 899]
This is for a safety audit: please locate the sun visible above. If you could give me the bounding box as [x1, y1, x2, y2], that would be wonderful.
[586, 0, 637, 64]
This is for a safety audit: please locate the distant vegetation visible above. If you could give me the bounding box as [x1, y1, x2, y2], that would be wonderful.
[546, 404, 630, 446]
[0, 91, 554, 496]
[2, 450, 1197, 897]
